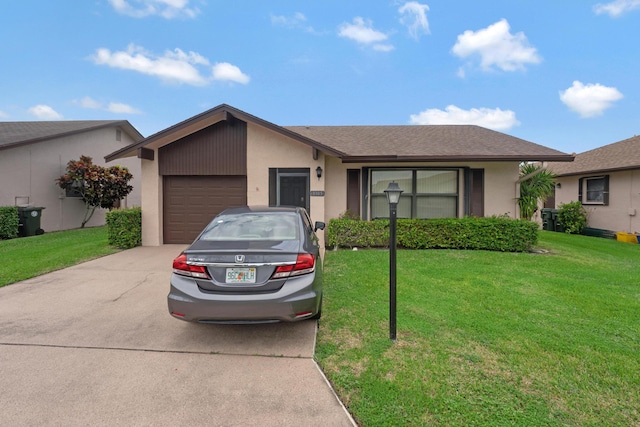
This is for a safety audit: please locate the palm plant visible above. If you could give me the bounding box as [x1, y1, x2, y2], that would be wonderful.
[517, 163, 556, 220]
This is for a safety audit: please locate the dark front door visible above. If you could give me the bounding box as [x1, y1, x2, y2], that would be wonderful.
[279, 175, 308, 209]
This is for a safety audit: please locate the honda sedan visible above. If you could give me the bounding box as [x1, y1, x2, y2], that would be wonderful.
[168, 206, 325, 323]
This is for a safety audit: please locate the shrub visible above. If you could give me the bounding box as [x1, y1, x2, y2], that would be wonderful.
[338, 209, 361, 220]
[106, 207, 141, 249]
[327, 217, 538, 252]
[327, 219, 389, 248]
[0, 206, 19, 240]
[558, 201, 588, 234]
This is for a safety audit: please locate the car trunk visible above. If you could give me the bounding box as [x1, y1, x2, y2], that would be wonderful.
[184, 239, 302, 293]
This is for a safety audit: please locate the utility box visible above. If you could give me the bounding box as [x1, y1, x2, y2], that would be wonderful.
[17, 206, 45, 237]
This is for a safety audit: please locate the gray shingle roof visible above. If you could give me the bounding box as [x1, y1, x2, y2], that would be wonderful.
[0, 120, 143, 150]
[285, 125, 573, 162]
[547, 135, 640, 176]
[104, 104, 574, 163]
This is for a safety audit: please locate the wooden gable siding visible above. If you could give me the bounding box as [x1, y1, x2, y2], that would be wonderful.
[159, 119, 247, 176]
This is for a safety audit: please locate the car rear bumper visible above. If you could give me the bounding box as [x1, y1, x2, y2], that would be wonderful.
[167, 273, 321, 323]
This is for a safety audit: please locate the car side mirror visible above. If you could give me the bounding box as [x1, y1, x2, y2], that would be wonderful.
[314, 221, 326, 232]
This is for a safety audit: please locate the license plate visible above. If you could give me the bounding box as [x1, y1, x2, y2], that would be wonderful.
[226, 268, 256, 283]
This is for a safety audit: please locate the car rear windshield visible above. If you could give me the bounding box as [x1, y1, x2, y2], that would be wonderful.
[199, 212, 300, 241]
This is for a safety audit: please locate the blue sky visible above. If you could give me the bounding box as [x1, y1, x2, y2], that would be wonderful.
[1, 0, 638, 154]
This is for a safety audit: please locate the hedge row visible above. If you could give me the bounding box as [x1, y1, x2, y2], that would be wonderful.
[106, 207, 142, 249]
[327, 217, 539, 252]
[0, 206, 19, 240]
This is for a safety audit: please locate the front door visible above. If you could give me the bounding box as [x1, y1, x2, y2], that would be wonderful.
[279, 175, 308, 209]
[269, 168, 310, 212]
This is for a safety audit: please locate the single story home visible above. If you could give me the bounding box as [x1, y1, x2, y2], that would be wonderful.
[548, 135, 640, 233]
[105, 104, 574, 246]
[0, 120, 143, 232]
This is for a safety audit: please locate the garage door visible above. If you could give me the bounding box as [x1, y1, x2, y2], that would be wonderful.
[163, 176, 247, 244]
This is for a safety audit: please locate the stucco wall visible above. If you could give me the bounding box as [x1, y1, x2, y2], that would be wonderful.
[555, 169, 640, 233]
[0, 127, 141, 232]
[246, 123, 326, 218]
[140, 154, 162, 246]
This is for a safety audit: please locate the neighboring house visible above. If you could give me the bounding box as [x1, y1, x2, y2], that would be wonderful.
[548, 135, 640, 233]
[0, 121, 143, 232]
[105, 104, 573, 246]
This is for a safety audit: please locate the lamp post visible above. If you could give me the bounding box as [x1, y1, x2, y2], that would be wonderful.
[384, 181, 403, 342]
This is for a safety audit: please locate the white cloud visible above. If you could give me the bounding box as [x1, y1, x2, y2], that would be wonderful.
[212, 62, 251, 84]
[108, 102, 142, 114]
[28, 105, 63, 120]
[559, 81, 623, 118]
[75, 96, 142, 114]
[0, 110, 9, 119]
[338, 17, 393, 51]
[91, 44, 250, 86]
[399, 2, 430, 39]
[108, 0, 199, 19]
[409, 105, 520, 130]
[78, 96, 102, 109]
[270, 12, 317, 33]
[373, 44, 395, 52]
[452, 19, 542, 73]
[593, 0, 640, 16]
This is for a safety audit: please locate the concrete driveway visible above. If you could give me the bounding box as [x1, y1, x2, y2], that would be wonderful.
[0, 245, 355, 426]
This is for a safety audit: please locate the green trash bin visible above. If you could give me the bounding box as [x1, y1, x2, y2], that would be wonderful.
[551, 209, 564, 232]
[541, 208, 554, 231]
[17, 206, 45, 237]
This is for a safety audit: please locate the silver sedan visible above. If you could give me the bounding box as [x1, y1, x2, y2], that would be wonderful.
[168, 206, 325, 324]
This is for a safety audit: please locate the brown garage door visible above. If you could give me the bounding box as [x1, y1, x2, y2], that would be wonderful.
[163, 176, 247, 244]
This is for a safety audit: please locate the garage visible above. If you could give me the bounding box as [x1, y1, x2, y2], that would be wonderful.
[163, 176, 247, 244]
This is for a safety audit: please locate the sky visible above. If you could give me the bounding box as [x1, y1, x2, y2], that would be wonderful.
[1, 0, 639, 155]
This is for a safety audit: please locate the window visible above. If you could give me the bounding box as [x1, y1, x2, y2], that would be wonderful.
[579, 175, 609, 205]
[370, 169, 458, 219]
[200, 212, 299, 241]
[65, 181, 84, 198]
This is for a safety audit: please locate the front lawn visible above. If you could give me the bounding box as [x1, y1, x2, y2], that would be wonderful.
[0, 226, 119, 287]
[316, 231, 639, 426]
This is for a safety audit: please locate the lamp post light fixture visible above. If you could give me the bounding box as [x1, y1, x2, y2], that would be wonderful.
[384, 181, 403, 341]
[316, 166, 323, 179]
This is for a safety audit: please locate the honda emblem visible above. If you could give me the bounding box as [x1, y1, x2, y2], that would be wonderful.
[235, 255, 245, 263]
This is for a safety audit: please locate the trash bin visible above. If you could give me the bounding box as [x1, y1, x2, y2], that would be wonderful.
[541, 208, 554, 231]
[17, 206, 45, 237]
[551, 209, 564, 233]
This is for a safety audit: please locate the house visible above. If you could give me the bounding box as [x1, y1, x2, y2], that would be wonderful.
[547, 135, 640, 233]
[105, 104, 573, 246]
[0, 121, 143, 232]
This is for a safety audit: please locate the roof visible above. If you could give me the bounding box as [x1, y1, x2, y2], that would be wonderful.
[0, 120, 144, 151]
[286, 125, 573, 162]
[547, 135, 640, 176]
[105, 104, 574, 163]
[105, 104, 344, 162]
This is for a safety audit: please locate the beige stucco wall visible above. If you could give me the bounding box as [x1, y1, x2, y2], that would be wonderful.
[140, 154, 162, 246]
[246, 123, 327, 247]
[246, 123, 325, 216]
[555, 169, 640, 233]
[0, 127, 141, 232]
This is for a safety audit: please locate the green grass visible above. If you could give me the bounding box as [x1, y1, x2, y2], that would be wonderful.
[0, 226, 119, 287]
[316, 231, 640, 426]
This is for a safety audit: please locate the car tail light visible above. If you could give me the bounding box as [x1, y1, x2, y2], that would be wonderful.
[172, 254, 211, 279]
[271, 254, 315, 279]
